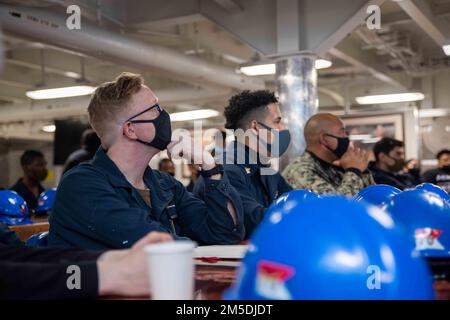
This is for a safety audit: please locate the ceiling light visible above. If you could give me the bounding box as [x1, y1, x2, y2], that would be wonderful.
[355, 92, 425, 105]
[170, 109, 220, 122]
[64, 71, 81, 78]
[26, 85, 96, 100]
[42, 124, 56, 133]
[315, 59, 333, 69]
[239, 63, 276, 76]
[239, 59, 332, 76]
[442, 44, 450, 56]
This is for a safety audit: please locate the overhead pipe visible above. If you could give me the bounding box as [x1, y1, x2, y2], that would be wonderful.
[0, 5, 264, 90]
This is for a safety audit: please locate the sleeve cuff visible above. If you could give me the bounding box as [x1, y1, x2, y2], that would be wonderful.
[79, 261, 99, 299]
[203, 172, 231, 194]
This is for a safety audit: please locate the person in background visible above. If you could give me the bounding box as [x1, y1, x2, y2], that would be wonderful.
[210, 130, 227, 158]
[368, 137, 416, 190]
[283, 113, 374, 196]
[186, 164, 199, 192]
[158, 158, 175, 177]
[402, 158, 422, 185]
[63, 129, 101, 174]
[195, 90, 292, 238]
[10, 150, 48, 211]
[422, 149, 450, 193]
[0, 231, 172, 299]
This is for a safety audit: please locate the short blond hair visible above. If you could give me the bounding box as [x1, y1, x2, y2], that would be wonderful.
[88, 72, 143, 147]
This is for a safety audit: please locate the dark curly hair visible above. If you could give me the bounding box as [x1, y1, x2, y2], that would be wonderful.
[224, 90, 278, 130]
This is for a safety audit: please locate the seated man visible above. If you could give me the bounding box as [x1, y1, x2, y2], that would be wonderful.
[422, 149, 450, 193]
[369, 137, 416, 190]
[194, 90, 292, 238]
[283, 113, 373, 196]
[1, 232, 172, 299]
[158, 158, 175, 177]
[48, 72, 244, 250]
[10, 150, 48, 211]
[63, 129, 101, 174]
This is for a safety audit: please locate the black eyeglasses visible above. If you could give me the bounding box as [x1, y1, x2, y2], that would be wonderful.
[125, 104, 162, 123]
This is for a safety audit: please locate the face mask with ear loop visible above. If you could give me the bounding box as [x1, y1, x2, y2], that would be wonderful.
[323, 134, 350, 159]
[256, 122, 291, 157]
[125, 104, 172, 151]
[386, 155, 406, 172]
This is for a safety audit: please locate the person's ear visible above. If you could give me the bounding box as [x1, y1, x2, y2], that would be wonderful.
[318, 133, 328, 146]
[122, 122, 136, 139]
[249, 120, 259, 133]
[379, 152, 388, 163]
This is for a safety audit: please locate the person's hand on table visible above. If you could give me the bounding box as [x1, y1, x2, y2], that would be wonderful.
[97, 231, 173, 297]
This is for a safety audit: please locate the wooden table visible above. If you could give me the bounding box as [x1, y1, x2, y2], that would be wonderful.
[116, 264, 450, 300]
[194, 265, 237, 300]
[9, 215, 49, 241]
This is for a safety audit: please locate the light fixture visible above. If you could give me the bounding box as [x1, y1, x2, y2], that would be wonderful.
[26, 85, 96, 100]
[170, 109, 220, 122]
[442, 44, 450, 56]
[239, 63, 276, 76]
[64, 71, 81, 79]
[355, 92, 425, 105]
[315, 59, 333, 69]
[239, 59, 332, 76]
[42, 124, 56, 133]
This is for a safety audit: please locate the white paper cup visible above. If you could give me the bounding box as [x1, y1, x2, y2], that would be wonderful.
[145, 240, 196, 300]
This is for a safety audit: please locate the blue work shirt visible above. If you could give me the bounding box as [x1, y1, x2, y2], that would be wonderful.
[194, 141, 292, 238]
[48, 148, 244, 250]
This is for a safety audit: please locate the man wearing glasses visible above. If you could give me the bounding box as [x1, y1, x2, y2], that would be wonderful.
[282, 113, 374, 196]
[48, 72, 244, 250]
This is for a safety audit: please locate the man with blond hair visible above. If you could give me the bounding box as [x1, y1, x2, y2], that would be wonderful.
[48, 72, 244, 250]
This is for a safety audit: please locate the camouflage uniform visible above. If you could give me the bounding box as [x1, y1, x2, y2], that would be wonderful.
[282, 151, 375, 197]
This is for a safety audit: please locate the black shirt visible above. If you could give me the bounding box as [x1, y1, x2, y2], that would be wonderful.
[0, 223, 23, 246]
[10, 178, 45, 210]
[0, 245, 101, 299]
[63, 148, 96, 174]
[422, 168, 450, 193]
[369, 162, 416, 190]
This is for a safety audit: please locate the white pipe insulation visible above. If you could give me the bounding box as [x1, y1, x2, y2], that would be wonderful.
[0, 4, 264, 90]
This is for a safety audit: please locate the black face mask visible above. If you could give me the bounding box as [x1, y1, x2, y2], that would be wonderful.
[324, 134, 350, 159]
[126, 104, 172, 151]
[442, 165, 450, 174]
[386, 155, 406, 173]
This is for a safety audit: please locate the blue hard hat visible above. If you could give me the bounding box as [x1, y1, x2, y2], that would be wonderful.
[26, 231, 49, 247]
[415, 183, 449, 203]
[35, 188, 57, 215]
[384, 189, 450, 258]
[353, 184, 401, 207]
[226, 196, 434, 300]
[259, 189, 319, 230]
[0, 190, 32, 226]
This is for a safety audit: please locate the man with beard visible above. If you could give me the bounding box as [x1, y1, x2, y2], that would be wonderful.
[10, 150, 48, 211]
[369, 137, 416, 190]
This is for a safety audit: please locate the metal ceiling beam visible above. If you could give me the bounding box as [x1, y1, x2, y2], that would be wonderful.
[314, 0, 386, 56]
[213, 0, 243, 14]
[0, 4, 264, 90]
[396, 0, 449, 48]
[329, 38, 411, 89]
